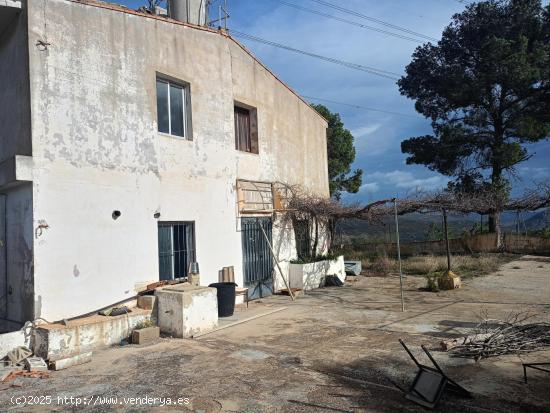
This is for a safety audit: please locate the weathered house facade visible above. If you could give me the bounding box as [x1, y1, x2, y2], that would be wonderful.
[0, 0, 329, 331]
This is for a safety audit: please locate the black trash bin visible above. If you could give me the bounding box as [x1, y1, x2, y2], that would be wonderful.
[209, 282, 237, 317]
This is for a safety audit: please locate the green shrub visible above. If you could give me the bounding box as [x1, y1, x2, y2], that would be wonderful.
[425, 274, 439, 292]
[134, 319, 155, 330]
[290, 253, 341, 264]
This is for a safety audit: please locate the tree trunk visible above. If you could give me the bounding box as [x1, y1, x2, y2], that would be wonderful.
[489, 212, 504, 251]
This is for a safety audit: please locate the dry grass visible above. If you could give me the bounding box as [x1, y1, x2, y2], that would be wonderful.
[367, 256, 392, 276]
[362, 253, 516, 278]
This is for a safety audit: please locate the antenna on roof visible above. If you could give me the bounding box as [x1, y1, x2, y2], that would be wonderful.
[207, 0, 230, 30]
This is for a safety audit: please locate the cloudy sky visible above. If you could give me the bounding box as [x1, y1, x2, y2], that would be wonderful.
[122, 0, 550, 201]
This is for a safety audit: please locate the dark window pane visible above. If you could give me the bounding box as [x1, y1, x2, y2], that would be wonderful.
[170, 84, 184, 137]
[156, 80, 169, 134]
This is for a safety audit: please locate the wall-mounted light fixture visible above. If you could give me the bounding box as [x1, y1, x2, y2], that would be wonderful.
[154, 212, 161, 219]
[112, 210, 121, 220]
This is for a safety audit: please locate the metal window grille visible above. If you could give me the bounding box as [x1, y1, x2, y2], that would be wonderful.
[158, 222, 196, 281]
[241, 218, 274, 298]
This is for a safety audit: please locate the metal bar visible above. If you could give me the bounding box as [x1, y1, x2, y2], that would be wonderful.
[422, 344, 471, 397]
[523, 362, 550, 383]
[394, 198, 405, 312]
[223, 0, 228, 29]
[399, 339, 421, 368]
[443, 208, 451, 272]
[421, 345, 445, 375]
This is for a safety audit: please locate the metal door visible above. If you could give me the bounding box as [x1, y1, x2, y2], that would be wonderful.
[241, 217, 274, 299]
[0, 195, 5, 319]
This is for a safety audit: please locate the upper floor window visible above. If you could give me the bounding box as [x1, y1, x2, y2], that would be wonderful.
[156, 77, 192, 139]
[234, 103, 258, 153]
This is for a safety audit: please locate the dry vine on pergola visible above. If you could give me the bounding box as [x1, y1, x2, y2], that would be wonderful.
[275, 181, 550, 254]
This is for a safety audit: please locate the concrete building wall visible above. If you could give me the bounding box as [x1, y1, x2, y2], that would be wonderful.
[24, 0, 328, 322]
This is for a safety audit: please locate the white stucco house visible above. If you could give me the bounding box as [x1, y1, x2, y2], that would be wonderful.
[0, 0, 330, 331]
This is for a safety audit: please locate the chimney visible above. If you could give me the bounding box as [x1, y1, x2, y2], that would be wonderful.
[169, 0, 208, 26]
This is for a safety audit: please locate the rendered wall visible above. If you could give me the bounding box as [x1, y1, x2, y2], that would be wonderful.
[25, 0, 328, 321]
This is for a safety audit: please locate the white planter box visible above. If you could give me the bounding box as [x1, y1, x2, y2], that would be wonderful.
[289, 255, 345, 291]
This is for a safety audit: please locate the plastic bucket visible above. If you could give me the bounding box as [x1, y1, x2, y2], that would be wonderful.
[208, 282, 237, 317]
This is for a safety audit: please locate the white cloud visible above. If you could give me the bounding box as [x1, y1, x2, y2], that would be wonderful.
[352, 124, 382, 138]
[366, 170, 449, 191]
[519, 167, 550, 181]
[352, 122, 397, 156]
[359, 182, 379, 193]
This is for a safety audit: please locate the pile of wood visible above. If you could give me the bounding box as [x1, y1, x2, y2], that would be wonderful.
[442, 313, 550, 360]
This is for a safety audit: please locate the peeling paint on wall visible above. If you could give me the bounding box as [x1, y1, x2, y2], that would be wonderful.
[7, 0, 331, 322]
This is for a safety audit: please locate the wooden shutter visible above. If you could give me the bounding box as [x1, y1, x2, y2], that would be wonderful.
[234, 107, 251, 152]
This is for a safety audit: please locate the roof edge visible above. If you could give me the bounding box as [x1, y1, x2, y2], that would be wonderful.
[65, 0, 328, 126]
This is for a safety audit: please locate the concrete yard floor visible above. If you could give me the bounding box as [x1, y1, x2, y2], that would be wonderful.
[1, 255, 550, 412]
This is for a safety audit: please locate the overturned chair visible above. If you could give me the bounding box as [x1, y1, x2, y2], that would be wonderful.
[399, 339, 471, 409]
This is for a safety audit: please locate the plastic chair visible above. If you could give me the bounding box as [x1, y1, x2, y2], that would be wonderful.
[399, 339, 471, 409]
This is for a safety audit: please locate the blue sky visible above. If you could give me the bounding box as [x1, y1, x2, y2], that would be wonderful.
[121, 0, 550, 201]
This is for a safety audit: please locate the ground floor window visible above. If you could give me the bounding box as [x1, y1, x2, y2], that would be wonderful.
[158, 222, 196, 280]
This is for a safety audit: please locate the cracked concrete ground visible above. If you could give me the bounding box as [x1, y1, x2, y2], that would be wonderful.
[1, 255, 549, 412]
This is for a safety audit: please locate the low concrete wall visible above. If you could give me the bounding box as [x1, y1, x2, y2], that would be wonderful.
[289, 256, 345, 291]
[504, 234, 550, 255]
[0, 327, 30, 359]
[34, 308, 153, 361]
[343, 233, 550, 257]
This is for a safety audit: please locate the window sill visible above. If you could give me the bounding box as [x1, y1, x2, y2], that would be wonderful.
[236, 150, 260, 156]
[158, 132, 193, 141]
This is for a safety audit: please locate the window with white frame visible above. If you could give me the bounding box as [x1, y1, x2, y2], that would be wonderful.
[156, 77, 192, 139]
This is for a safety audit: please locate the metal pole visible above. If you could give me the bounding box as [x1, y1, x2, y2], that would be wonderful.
[443, 208, 451, 272]
[480, 213, 483, 233]
[258, 222, 295, 301]
[393, 198, 405, 312]
[224, 0, 228, 30]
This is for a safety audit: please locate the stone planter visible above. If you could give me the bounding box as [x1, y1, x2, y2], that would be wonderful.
[289, 255, 346, 291]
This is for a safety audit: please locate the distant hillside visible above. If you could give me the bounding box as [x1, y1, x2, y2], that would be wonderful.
[337, 209, 549, 244]
[337, 214, 478, 243]
[503, 209, 550, 231]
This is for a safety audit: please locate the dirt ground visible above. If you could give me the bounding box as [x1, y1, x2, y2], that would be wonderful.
[1, 255, 549, 412]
